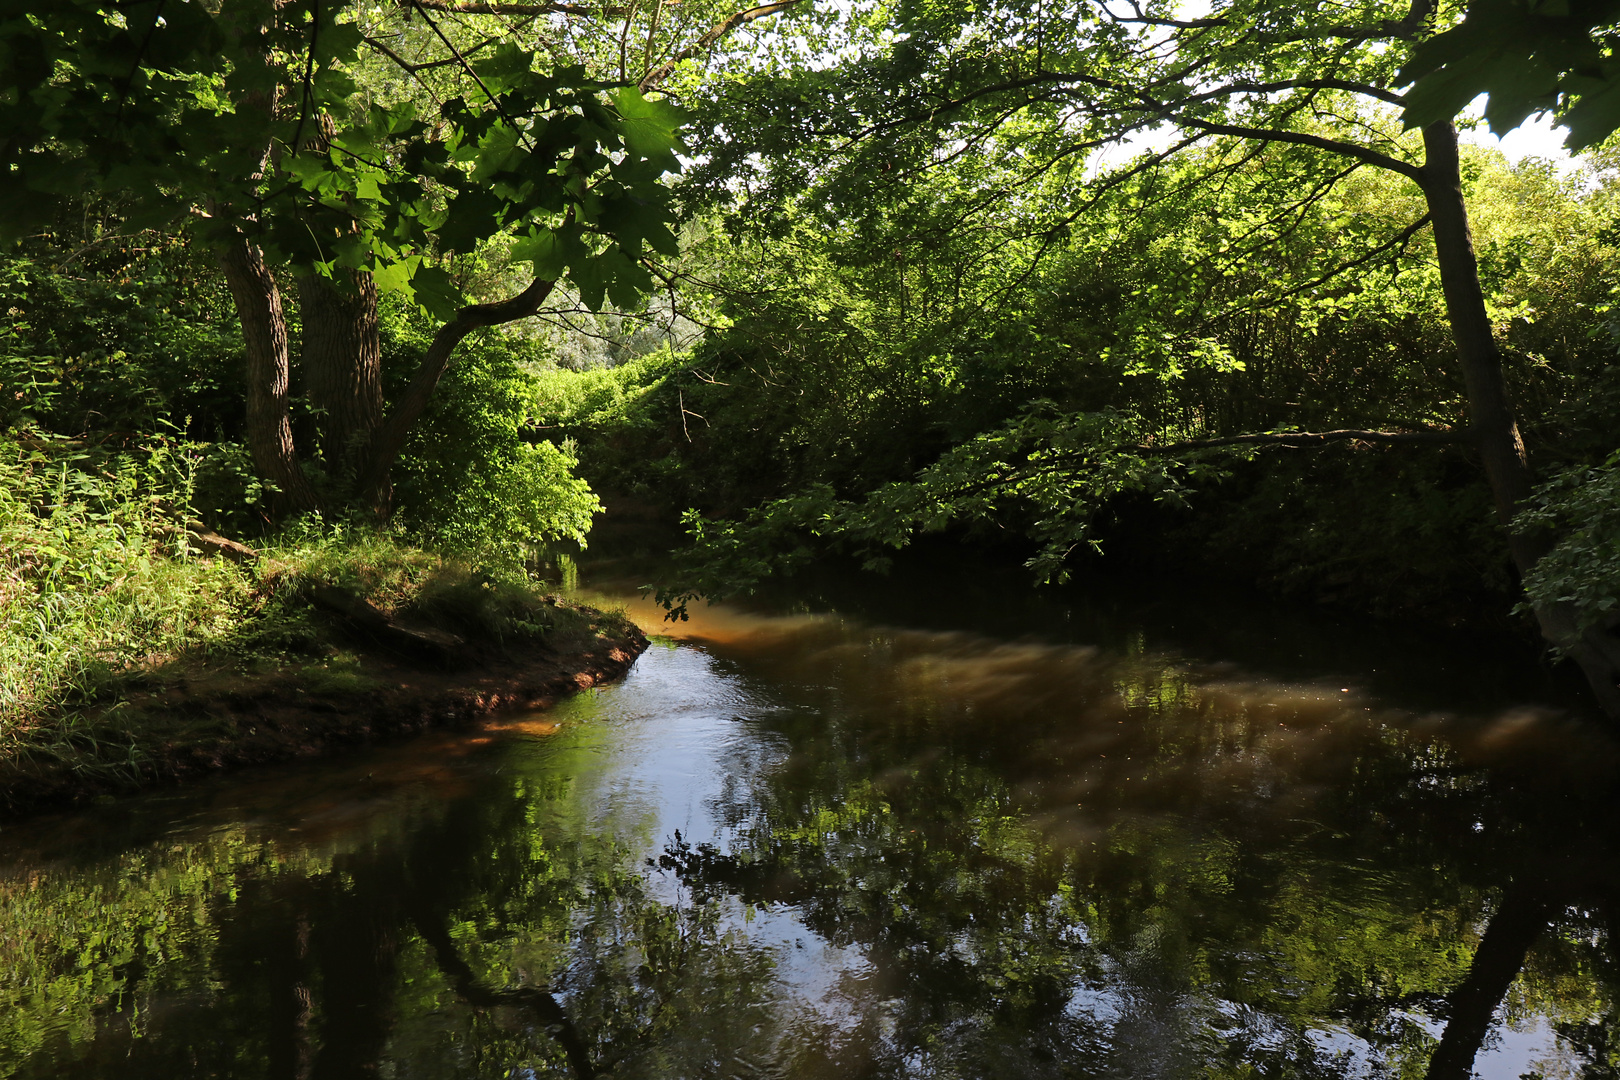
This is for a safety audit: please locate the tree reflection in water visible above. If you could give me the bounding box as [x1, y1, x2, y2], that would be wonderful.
[2, 601, 1619, 1078]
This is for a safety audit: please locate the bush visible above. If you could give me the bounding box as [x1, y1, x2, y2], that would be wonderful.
[1519, 452, 1620, 633]
[383, 297, 603, 562]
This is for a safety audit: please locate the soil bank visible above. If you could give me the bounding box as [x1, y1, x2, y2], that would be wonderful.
[0, 618, 650, 820]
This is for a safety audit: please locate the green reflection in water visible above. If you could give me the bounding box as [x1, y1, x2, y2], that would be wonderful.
[1, 589, 1619, 1078]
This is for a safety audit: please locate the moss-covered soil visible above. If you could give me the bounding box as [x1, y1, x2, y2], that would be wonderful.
[0, 602, 647, 819]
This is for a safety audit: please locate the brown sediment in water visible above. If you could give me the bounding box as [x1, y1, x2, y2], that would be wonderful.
[0, 621, 649, 820]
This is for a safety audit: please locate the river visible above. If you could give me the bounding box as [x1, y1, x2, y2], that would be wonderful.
[2, 558, 1618, 1079]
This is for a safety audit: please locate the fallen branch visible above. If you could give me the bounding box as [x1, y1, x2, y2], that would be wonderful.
[305, 584, 468, 665]
[151, 520, 262, 565]
[1138, 426, 1473, 452]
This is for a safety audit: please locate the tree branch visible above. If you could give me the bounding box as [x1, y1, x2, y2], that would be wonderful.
[1186, 77, 1406, 109]
[1250, 211, 1433, 309]
[361, 32, 497, 75]
[408, 0, 627, 15]
[640, 0, 806, 91]
[363, 277, 558, 502]
[1176, 116, 1424, 180]
[410, 1, 534, 149]
[1139, 427, 1473, 453]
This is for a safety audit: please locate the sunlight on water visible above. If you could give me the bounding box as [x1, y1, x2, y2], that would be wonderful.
[2, 577, 1617, 1078]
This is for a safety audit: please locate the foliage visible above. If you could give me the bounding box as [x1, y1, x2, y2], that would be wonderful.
[383, 301, 602, 560]
[1518, 452, 1620, 633]
[257, 517, 440, 612]
[1177, 446, 1514, 617]
[0, 428, 600, 746]
[0, 248, 243, 441]
[0, 438, 250, 740]
[655, 407, 1205, 615]
[0, 1, 688, 319]
[1401, 0, 1620, 151]
[555, 141, 1619, 622]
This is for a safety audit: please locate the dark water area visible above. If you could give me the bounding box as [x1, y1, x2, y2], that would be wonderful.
[4, 561, 1620, 1079]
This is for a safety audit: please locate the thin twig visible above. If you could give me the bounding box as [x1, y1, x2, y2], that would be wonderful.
[410, 1, 533, 150]
[288, 0, 322, 159]
[640, 0, 806, 91]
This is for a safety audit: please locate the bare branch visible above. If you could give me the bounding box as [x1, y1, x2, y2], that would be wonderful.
[1139, 427, 1473, 452]
[640, 0, 807, 91]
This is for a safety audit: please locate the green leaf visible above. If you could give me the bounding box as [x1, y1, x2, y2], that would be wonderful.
[371, 255, 421, 295]
[410, 265, 463, 321]
[475, 41, 535, 93]
[612, 86, 688, 169]
[569, 253, 608, 312]
[437, 189, 507, 253]
[1566, 74, 1620, 151]
[510, 228, 578, 279]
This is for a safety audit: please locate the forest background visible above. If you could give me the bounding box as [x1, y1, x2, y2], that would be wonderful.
[3, 0, 1620, 747]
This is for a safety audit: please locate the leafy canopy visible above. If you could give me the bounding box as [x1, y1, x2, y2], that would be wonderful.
[0, 0, 687, 317]
[1401, 0, 1620, 151]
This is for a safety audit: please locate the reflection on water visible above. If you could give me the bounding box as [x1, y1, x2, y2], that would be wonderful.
[3, 569, 1620, 1078]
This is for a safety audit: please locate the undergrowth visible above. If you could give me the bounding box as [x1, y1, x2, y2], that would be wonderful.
[0, 438, 250, 752]
[0, 435, 623, 773]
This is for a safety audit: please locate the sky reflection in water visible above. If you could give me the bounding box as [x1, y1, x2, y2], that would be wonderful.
[2, 574, 1618, 1079]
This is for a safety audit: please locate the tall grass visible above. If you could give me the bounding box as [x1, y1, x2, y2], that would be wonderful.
[0, 440, 251, 746]
[0, 437, 620, 761]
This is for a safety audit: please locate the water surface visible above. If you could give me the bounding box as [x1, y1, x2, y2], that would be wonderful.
[3, 567, 1618, 1079]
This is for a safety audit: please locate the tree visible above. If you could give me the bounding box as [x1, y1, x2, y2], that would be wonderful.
[0, 0, 798, 518]
[667, 0, 1620, 715]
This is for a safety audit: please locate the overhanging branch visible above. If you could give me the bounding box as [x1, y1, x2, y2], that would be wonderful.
[1176, 116, 1423, 180]
[1249, 211, 1433, 309]
[363, 276, 559, 500]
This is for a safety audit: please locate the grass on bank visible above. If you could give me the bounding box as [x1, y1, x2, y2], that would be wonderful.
[0, 443, 622, 779]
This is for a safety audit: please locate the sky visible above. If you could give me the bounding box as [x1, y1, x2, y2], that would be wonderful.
[1090, 100, 1584, 178]
[1463, 105, 1579, 167]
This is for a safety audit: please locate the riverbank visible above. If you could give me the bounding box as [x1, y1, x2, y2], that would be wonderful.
[0, 602, 647, 818]
[0, 496, 650, 818]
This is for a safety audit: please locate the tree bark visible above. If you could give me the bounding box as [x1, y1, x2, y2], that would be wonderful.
[359, 276, 557, 513]
[220, 238, 320, 515]
[297, 268, 383, 483]
[1420, 121, 1620, 717]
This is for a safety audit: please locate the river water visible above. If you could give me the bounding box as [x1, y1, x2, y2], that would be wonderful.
[3, 561, 1619, 1079]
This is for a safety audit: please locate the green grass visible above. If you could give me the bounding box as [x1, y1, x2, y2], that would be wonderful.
[0, 437, 626, 775]
[0, 447, 252, 746]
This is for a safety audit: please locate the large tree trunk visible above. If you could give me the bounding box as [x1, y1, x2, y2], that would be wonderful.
[297, 269, 383, 485]
[220, 238, 320, 516]
[1420, 121, 1620, 717]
